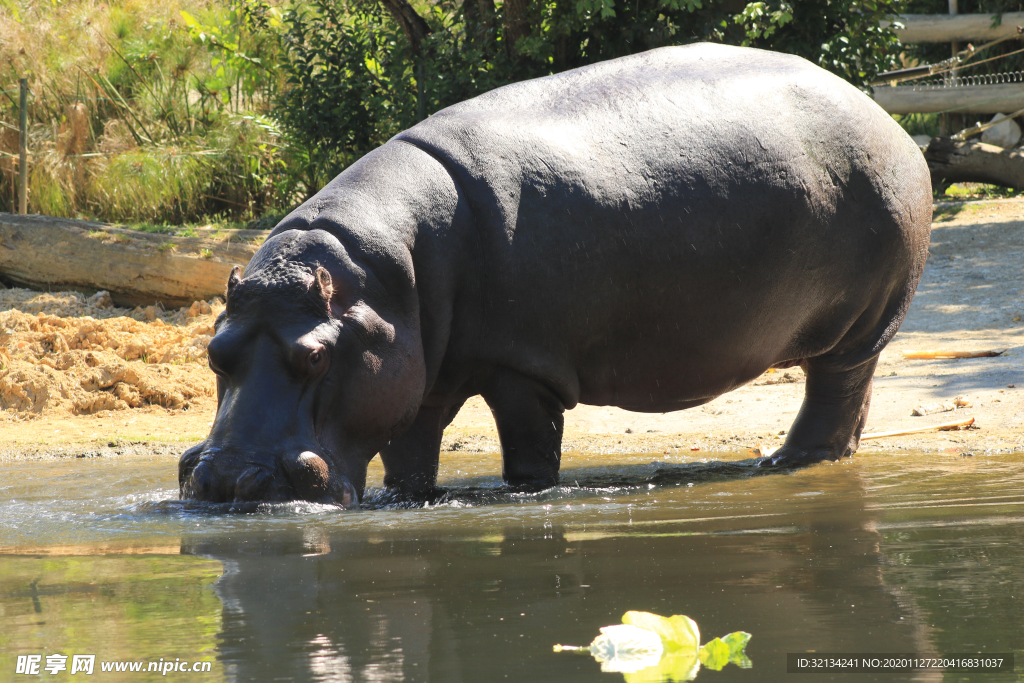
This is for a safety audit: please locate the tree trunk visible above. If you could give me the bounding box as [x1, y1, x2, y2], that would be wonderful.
[503, 0, 532, 60]
[477, 0, 497, 56]
[925, 137, 1024, 189]
[464, 0, 481, 45]
[0, 214, 267, 308]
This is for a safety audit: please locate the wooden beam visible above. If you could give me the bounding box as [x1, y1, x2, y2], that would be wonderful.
[872, 82, 1024, 114]
[889, 12, 1024, 43]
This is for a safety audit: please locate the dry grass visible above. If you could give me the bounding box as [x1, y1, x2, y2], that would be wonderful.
[0, 0, 288, 223]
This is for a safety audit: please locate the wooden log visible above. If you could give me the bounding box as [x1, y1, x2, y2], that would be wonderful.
[888, 12, 1024, 43]
[0, 213, 270, 308]
[872, 82, 1024, 114]
[924, 137, 1024, 188]
[861, 417, 976, 440]
[902, 349, 1007, 359]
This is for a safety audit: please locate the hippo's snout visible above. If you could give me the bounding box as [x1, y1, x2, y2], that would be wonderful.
[178, 444, 357, 508]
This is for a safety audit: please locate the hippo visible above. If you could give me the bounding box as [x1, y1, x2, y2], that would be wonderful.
[179, 43, 932, 507]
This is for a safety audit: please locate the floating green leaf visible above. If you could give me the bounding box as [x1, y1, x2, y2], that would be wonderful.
[722, 631, 753, 668]
[698, 638, 730, 670]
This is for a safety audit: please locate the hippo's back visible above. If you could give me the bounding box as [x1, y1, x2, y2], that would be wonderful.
[398, 43, 928, 225]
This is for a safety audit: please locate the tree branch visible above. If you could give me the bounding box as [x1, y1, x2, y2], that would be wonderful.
[379, 0, 432, 55]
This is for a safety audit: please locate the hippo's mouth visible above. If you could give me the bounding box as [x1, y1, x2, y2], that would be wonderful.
[179, 445, 358, 508]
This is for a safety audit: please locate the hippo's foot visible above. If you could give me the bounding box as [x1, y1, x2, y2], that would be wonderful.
[378, 484, 449, 506]
[503, 475, 559, 493]
[758, 445, 849, 469]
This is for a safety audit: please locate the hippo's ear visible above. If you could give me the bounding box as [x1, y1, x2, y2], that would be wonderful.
[226, 265, 243, 296]
[314, 266, 333, 299]
[311, 266, 334, 306]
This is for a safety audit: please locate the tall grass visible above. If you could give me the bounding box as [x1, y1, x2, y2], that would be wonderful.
[0, 0, 291, 224]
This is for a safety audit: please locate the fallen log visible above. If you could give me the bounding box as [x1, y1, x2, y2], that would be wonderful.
[924, 137, 1024, 188]
[0, 213, 270, 308]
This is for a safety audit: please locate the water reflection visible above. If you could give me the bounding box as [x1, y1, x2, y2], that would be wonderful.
[179, 460, 974, 682]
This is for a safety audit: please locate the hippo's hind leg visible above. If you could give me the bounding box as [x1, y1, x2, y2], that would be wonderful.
[379, 401, 465, 498]
[482, 372, 564, 491]
[766, 354, 877, 468]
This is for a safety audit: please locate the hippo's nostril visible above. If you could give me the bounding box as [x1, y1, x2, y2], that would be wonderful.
[183, 459, 220, 501]
[283, 451, 331, 502]
[178, 444, 205, 491]
[282, 451, 358, 506]
[234, 466, 272, 502]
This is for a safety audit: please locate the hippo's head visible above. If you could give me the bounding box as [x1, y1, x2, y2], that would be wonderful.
[178, 228, 425, 507]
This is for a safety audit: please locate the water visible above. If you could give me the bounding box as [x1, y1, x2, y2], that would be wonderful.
[1, 449, 1022, 682]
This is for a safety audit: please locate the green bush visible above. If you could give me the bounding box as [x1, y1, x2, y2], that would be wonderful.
[272, 0, 904, 184]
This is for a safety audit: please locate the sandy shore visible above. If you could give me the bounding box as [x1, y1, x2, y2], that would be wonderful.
[1, 198, 1021, 461]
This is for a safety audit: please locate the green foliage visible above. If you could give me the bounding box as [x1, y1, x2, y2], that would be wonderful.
[275, 0, 416, 192]
[87, 148, 209, 223]
[893, 112, 941, 138]
[5, 0, 909, 222]
[274, 0, 525, 193]
[721, 630, 753, 667]
[943, 182, 1024, 198]
[179, 0, 284, 107]
[721, 0, 903, 84]
[273, 0, 905, 180]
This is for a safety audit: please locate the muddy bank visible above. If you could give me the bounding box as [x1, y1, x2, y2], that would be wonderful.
[0, 288, 220, 447]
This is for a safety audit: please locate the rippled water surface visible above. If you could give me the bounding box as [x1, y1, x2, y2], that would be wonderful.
[1, 449, 1022, 681]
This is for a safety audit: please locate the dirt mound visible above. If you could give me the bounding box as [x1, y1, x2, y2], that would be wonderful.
[0, 288, 221, 417]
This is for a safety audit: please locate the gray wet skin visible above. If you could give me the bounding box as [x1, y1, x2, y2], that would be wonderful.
[178, 43, 932, 507]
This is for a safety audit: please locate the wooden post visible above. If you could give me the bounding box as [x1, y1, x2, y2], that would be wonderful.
[947, 0, 960, 133]
[948, 0, 959, 77]
[18, 78, 27, 215]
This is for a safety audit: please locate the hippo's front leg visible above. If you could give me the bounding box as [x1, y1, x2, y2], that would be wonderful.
[482, 372, 565, 491]
[379, 402, 465, 498]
